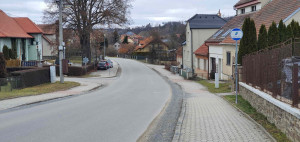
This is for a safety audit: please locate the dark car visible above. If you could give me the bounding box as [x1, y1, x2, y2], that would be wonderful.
[107, 59, 113, 68]
[97, 61, 109, 70]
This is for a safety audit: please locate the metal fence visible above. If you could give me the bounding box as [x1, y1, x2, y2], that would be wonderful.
[0, 76, 23, 92]
[242, 38, 300, 107]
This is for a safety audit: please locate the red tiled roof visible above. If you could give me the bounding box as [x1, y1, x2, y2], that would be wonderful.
[38, 24, 57, 35]
[194, 43, 208, 56]
[0, 10, 32, 38]
[206, 13, 254, 43]
[207, 0, 300, 45]
[13, 17, 43, 34]
[135, 37, 153, 51]
[234, 0, 256, 7]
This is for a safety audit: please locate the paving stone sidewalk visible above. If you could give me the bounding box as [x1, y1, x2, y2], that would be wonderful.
[147, 64, 274, 142]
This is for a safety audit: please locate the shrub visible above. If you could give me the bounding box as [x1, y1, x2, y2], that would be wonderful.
[8, 49, 17, 59]
[257, 24, 268, 50]
[11, 67, 50, 88]
[67, 63, 96, 76]
[2, 45, 9, 60]
[238, 17, 257, 65]
[0, 53, 7, 78]
[268, 21, 280, 46]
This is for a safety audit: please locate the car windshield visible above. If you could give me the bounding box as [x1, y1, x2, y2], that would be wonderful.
[99, 62, 106, 65]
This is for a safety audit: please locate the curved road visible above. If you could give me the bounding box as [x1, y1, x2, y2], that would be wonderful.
[0, 59, 171, 142]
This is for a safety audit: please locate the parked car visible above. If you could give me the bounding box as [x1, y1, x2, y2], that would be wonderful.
[107, 59, 113, 68]
[97, 61, 109, 70]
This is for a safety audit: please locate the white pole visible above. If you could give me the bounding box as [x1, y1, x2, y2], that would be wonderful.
[59, 0, 64, 83]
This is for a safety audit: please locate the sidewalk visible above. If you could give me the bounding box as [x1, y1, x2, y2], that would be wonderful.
[0, 59, 119, 111]
[147, 64, 274, 142]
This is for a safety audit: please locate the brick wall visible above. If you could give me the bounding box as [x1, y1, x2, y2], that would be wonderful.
[239, 82, 300, 142]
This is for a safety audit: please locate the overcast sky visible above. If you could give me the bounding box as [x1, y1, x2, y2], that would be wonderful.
[0, 0, 238, 27]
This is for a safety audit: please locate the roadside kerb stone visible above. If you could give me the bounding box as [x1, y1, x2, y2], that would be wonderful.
[0, 81, 101, 111]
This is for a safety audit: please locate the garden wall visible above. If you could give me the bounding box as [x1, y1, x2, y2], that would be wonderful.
[239, 82, 300, 142]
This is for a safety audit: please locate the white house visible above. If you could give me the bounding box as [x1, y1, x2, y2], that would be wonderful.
[0, 10, 43, 61]
[182, 14, 227, 76]
[38, 23, 58, 59]
[206, 0, 300, 80]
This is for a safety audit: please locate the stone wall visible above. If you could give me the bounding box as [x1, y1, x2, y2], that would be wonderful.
[239, 82, 300, 142]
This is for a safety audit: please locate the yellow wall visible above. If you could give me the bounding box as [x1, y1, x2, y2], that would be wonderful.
[285, 11, 300, 25]
[222, 44, 237, 80]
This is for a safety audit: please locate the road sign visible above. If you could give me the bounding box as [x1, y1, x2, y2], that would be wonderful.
[231, 28, 243, 41]
[83, 57, 89, 64]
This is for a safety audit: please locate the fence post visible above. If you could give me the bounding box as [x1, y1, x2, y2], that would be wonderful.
[292, 63, 299, 107]
[292, 38, 295, 56]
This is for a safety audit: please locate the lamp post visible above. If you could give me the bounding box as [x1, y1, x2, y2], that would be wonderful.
[57, 0, 64, 83]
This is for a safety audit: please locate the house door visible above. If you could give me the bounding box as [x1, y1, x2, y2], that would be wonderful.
[211, 57, 216, 73]
[21, 39, 26, 61]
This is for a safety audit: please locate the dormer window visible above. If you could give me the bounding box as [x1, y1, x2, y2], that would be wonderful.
[251, 6, 256, 12]
[241, 8, 245, 14]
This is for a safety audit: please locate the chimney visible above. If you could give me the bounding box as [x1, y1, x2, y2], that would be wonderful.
[217, 9, 222, 17]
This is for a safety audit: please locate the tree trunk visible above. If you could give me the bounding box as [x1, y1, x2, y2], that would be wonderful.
[80, 33, 91, 65]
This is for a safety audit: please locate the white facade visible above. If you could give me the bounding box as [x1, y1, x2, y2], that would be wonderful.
[0, 34, 42, 61]
[209, 45, 223, 80]
[236, 0, 271, 15]
[183, 23, 219, 71]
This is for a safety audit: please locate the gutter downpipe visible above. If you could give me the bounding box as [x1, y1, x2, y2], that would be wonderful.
[205, 42, 210, 80]
[191, 30, 194, 75]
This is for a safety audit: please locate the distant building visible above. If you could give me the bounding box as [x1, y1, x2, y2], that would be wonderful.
[38, 23, 58, 59]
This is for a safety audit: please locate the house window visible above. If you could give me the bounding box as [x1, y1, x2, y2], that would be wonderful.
[226, 52, 231, 65]
[251, 6, 256, 12]
[241, 9, 245, 14]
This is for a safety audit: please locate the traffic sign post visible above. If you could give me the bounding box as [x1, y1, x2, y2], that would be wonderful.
[231, 28, 243, 104]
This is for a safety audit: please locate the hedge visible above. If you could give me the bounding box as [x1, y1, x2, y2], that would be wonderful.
[68, 62, 96, 76]
[11, 67, 50, 88]
[53, 62, 97, 76]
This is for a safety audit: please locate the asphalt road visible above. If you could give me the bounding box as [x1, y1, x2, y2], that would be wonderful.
[0, 58, 171, 142]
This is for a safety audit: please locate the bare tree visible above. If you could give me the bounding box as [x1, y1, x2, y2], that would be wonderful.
[44, 0, 131, 64]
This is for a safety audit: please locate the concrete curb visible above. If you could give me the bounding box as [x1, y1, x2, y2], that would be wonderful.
[221, 95, 277, 142]
[0, 82, 102, 112]
[172, 97, 186, 142]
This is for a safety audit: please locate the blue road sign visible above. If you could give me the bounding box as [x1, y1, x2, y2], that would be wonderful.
[231, 28, 243, 41]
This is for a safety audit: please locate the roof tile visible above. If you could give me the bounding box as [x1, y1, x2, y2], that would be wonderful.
[0, 10, 32, 38]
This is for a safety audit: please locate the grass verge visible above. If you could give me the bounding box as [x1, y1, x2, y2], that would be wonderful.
[224, 95, 291, 142]
[0, 81, 80, 100]
[197, 80, 231, 93]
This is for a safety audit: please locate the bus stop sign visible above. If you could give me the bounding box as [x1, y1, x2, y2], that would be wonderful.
[231, 28, 243, 41]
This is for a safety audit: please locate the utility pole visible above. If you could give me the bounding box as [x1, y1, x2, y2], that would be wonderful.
[58, 0, 64, 83]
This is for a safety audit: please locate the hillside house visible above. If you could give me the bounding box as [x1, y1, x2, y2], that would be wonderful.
[0, 10, 43, 61]
[134, 37, 169, 60]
